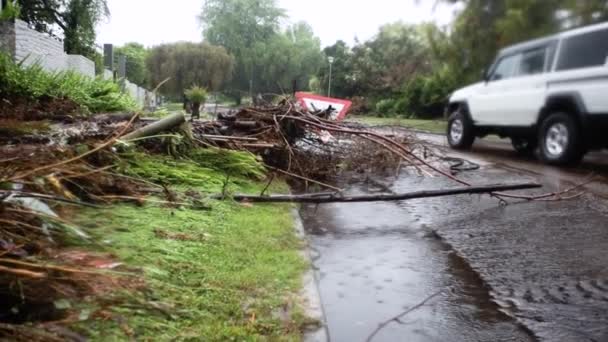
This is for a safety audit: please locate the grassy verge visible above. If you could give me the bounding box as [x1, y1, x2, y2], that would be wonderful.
[70, 152, 309, 341]
[347, 115, 447, 134]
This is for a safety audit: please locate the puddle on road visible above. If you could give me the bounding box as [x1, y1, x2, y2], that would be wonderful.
[300, 178, 533, 342]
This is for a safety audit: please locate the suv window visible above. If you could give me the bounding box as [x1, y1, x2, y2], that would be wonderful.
[490, 54, 519, 81]
[556, 28, 608, 71]
[518, 47, 546, 76]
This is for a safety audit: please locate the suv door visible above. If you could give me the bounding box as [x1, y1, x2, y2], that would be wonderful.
[468, 53, 521, 125]
[507, 45, 553, 125]
[469, 46, 551, 127]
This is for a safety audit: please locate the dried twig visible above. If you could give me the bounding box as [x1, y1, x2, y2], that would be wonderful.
[0, 264, 46, 278]
[1, 189, 101, 208]
[264, 164, 342, 192]
[366, 291, 442, 342]
[260, 173, 275, 196]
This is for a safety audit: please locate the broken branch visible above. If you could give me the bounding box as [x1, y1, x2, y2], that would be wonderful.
[218, 182, 541, 203]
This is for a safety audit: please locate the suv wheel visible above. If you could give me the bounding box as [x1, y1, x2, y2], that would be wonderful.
[538, 112, 584, 165]
[447, 111, 475, 150]
[511, 138, 537, 155]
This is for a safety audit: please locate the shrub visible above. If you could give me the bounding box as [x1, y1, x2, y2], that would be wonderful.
[185, 86, 208, 104]
[400, 65, 458, 119]
[375, 98, 397, 116]
[0, 53, 136, 114]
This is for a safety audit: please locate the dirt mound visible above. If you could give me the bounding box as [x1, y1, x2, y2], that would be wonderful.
[0, 94, 82, 122]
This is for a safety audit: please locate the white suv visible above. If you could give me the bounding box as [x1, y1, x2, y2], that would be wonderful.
[446, 22, 608, 165]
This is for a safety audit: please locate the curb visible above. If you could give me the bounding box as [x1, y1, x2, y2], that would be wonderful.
[291, 208, 329, 342]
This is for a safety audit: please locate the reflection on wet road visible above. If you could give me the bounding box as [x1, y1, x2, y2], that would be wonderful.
[300, 164, 608, 341]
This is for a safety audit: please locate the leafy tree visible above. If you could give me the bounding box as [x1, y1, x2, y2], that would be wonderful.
[256, 22, 324, 94]
[316, 40, 356, 98]
[0, 0, 21, 20]
[317, 23, 432, 100]
[146, 42, 234, 99]
[441, 0, 608, 83]
[14, 0, 109, 59]
[200, 0, 285, 101]
[115, 42, 149, 87]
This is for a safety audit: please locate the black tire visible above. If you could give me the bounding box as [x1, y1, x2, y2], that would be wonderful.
[447, 111, 475, 150]
[538, 112, 585, 165]
[511, 137, 537, 155]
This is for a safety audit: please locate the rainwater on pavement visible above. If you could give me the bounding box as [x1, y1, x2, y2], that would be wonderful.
[300, 164, 608, 342]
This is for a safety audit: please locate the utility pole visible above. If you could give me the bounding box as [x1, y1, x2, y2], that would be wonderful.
[327, 57, 335, 97]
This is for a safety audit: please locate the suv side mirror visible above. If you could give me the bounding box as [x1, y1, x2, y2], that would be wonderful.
[482, 69, 490, 82]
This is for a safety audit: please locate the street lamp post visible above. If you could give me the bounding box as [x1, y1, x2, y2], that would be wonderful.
[327, 56, 335, 97]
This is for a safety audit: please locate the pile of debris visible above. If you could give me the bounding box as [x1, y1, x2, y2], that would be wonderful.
[0, 97, 548, 340]
[191, 100, 427, 186]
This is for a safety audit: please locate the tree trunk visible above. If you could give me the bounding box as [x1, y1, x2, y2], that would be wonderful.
[191, 101, 201, 120]
[119, 113, 185, 142]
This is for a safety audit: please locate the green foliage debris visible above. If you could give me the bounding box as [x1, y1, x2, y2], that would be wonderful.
[71, 152, 307, 340]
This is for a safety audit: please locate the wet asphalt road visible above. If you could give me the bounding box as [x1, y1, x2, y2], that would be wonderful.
[299, 134, 608, 342]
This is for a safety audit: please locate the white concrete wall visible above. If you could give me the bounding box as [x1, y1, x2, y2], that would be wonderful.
[11, 19, 95, 78]
[1, 20, 156, 109]
[103, 68, 113, 80]
[124, 79, 155, 109]
[14, 19, 63, 60]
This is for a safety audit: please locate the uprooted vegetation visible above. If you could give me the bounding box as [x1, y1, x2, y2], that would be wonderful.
[0, 91, 562, 339]
[0, 122, 309, 340]
[0, 95, 429, 339]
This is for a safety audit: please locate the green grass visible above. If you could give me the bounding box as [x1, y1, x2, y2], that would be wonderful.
[162, 102, 186, 112]
[347, 115, 447, 134]
[70, 152, 309, 341]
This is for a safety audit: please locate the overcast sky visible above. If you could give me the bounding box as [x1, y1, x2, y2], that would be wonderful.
[96, 0, 459, 48]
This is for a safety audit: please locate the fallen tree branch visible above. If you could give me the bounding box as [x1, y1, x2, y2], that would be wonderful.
[366, 291, 442, 342]
[264, 164, 343, 192]
[200, 134, 259, 141]
[217, 182, 541, 203]
[494, 173, 596, 201]
[0, 264, 46, 278]
[119, 112, 185, 142]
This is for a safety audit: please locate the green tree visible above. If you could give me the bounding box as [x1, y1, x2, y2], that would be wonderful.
[200, 0, 285, 102]
[441, 0, 608, 83]
[317, 23, 432, 99]
[316, 40, 356, 98]
[256, 21, 324, 94]
[146, 42, 234, 99]
[14, 0, 109, 59]
[115, 42, 149, 87]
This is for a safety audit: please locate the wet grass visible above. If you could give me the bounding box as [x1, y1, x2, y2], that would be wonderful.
[70, 153, 308, 341]
[347, 116, 447, 134]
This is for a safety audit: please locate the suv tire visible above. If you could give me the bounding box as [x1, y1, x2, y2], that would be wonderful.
[447, 111, 475, 150]
[538, 112, 584, 165]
